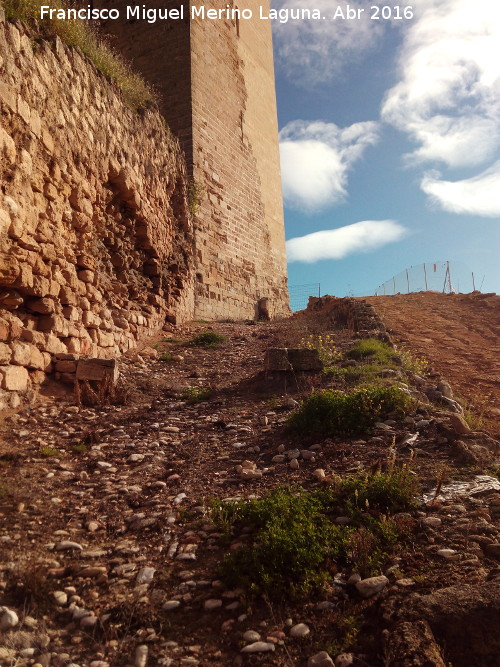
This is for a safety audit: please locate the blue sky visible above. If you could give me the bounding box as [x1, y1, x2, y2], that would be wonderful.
[270, 0, 500, 298]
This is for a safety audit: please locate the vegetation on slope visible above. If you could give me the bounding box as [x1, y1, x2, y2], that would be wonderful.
[3, 0, 154, 110]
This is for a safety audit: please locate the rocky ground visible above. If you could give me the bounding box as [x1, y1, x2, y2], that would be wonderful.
[0, 295, 499, 667]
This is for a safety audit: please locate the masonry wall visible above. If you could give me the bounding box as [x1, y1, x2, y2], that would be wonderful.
[99, 0, 290, 320]
[0, 11, 194, 408]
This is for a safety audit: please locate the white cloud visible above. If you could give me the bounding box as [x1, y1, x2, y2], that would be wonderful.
[286, 220, 407, 263]
[279, 120, 379, 211]
[382, 0, 500, 169]
[271, 0, 387, 85]
[421, 161, 500, 216]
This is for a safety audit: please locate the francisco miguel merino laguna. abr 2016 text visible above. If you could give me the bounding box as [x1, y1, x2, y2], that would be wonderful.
[40, 4, 415, 24]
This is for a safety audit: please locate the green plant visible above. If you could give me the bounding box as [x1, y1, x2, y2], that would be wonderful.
[346, 338, 397, 366]
[188, 179, 205, 218]
[301, 333, 342, 366]
[181, 386, 214, 403]
[39, 446, 63, 458]
[189, 331, 226, 347]
[399, 347, 429, 376]
[211, 487, 351, 600]
[159, 352, 172, 362]
[289, 385, 411, 437]
[3, 0, 154, 110]
[338, 465, 418, 515]
[68, 442, 88, 455]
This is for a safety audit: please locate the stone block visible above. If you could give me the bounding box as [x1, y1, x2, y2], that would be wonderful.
[0, 365, 29, 391]
[287, 348, 323, 372]
[27, 297, 55, 314]
[45, 334, 68, 355]
[264, 348, 291, 372]
[76, 358, 119, 383]
[10, 340, 31, 366]
[56, 360, 77, 373]
[0, 342, 11, 364]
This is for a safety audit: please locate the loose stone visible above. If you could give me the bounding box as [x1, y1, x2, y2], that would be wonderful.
[308, 652, 335, 667]
[241, 642, 276, 653]
[204, 599, 223, 611]
[243, 630, 261, 642]
[290, 622, 310, 638]
[355, 575, 388, 598]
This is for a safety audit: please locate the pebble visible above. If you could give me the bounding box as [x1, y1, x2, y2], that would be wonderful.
[243, 630, 261, 642]
[437, 548, 459, 560]
[163, 600, 181, 611]
[204, 599, 223, 610]
[136, 567, 156, 585]
[87, 521, 99, 532]
[335, 654, 354, 667]
[308, 652, 334, 667]
[241, 642, 276, 653]
[422, 517, 442, 528]
[52, 591, 68, 606]
[290, 622, 310, 638]
[135, 645, 148, 667]
[80, 615, 98, 629]
[355, 575, 388, 598]
[314, 469, 326, 481]
[290, 458, 300, 470]
[0, 607, 19, 630]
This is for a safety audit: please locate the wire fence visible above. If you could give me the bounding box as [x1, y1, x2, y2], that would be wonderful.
[374, 261, 483, 296]
[289, 283, 320, 312]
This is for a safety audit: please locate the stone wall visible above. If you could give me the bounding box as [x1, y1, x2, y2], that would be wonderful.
[98, 0, 290, 320]
[0, 9, 194, 408]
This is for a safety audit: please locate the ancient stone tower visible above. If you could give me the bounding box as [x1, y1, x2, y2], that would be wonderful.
[98, 0, 290, 320]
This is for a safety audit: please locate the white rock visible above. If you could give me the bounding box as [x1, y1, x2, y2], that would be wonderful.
[128, 454, 145, 463]
[355, 575, 388, 598]
[241, 642, 276, 653]
[0, 607, 19, 630]
[135, 645, 148, 667]
[437, 549, 459, 560]
[55, 541, 83, 551]
[290, 458, 300, 470]
[243, 630, 261, 642]
[52, 591, 68, 606]
[308, 652, 335, 667]
[80, 615, 98, 629]
[136, 567, 156, 585]
[204, 599, 223, 610]
[290, 622, 310, 638]
[313, 469, 326, 481]
[422, 517, 442, 528]
[163, 600, 181, 611]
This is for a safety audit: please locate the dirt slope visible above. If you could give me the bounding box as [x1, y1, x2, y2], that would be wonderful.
[363, 292, 500, 435]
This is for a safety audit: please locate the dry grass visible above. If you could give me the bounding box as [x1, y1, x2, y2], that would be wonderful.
[3, 0, 154, 110]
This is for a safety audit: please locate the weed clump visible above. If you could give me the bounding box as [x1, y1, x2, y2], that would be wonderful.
[210, 472, 417, 600]
[189, 331, 226, 347]
[3, 0, 154, 110]
[181, 386, 214, 403]
[289, 385, 411, 437]
[346, 338, 397, 365]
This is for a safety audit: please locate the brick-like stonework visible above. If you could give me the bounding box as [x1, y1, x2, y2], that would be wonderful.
[0, 12, 194, 408]
[99, 0, 290, 320]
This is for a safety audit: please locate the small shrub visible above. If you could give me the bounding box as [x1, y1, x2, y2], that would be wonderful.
[39, 446, 62, 458]
[346, 338, 397, 366]
[68, 442, 88, 455]
[289, 385, 411, 437]
[301, 333, 342, 366]
[211, 487, 351, 600]
[210, 475, 417, 600]
[399, 347, 429, 376]
[189, 331, 226, 347]
[182, 386, 214, 403]
[338, 466, 419, 514]
[159, 352, 172, 362]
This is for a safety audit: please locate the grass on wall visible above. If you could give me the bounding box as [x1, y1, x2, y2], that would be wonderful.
[3, 0, 154, 110]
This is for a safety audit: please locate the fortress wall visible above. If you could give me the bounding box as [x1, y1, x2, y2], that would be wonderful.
[0, 12, 194, 407]
[190, 0, 289, 320]
[99, 0, 290, 321]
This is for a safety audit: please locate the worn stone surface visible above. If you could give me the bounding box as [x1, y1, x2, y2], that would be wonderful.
[384, 620, 446, 667]
[0, 16, 194, 397]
